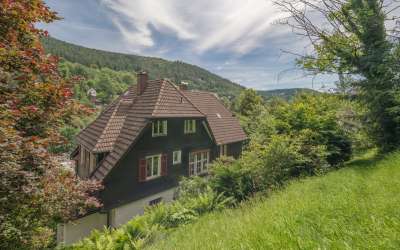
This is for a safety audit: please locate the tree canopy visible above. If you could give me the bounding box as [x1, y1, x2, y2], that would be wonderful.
[277, 0, 400, 151]
[0, 1, 101, 248]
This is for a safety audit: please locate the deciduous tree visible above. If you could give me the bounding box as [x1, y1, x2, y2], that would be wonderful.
[0, 1, 101, 248]
[276, 0, 400, 151]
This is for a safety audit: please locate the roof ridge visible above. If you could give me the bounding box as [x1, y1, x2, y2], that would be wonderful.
[168, 80, 207, 117]
[76, 84, 136, 148]
[207, 92, 234, 116]
[75, 102, 116, 150]
[93, 101, 123, 152]
[107, 87, 143, 152]
[151, 79, 166, 117]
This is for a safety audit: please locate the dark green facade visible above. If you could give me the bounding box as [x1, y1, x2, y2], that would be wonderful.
[100, 117, 243, 210]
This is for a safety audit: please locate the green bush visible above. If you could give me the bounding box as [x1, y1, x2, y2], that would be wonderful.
[175, 176, 209, 200]
[209, 157, 259, 202]
[65, 184, 233, 249]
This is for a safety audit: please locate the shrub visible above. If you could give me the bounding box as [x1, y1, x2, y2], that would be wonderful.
[210, 157, 259, 203]
[65, 183, 234, 249]
[175, 176, 209, 200]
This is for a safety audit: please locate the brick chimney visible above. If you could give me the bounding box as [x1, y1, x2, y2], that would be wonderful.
[137, 71, 148, 95]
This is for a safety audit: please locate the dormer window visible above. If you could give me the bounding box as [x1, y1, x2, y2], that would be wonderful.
[184, 120, 196, 134]
[152, 120, 167, 137]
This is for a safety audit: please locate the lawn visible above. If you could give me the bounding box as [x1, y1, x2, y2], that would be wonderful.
[148, 151, 400, 249]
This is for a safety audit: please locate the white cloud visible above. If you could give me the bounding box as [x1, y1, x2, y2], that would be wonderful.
[101, 0, 286, 54]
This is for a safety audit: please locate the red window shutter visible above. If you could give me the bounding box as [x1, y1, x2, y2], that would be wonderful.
[161, 154, 167, 176]
[139, 158, 147, 182]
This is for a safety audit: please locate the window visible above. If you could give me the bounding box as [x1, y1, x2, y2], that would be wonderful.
[79, 146, 94, 178]
[220, 144, 228, 157]
[139, 154, 167, 182]
[173, 150, 182, 164]
[184, 120, 196, 134]
[189, 150, 210, 176]
[149, 197, 162, 206]
[152, 120, 167, 137]
[146, 154, 161, 180]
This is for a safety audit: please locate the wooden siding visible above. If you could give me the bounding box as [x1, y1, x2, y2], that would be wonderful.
[100, 117, 215, 209]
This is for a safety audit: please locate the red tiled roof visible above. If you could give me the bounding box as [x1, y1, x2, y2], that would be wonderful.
[76, 79, 246, 181]
[183, 91, 247, 145]
[77, 79, 204, 180]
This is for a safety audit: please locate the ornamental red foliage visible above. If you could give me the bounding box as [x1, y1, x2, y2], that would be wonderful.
[0, 1, 102, 249]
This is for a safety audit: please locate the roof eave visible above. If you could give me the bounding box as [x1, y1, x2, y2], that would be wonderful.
[216, 137, 248, 146]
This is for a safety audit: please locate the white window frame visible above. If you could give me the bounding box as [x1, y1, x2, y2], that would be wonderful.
[145, 154, 162, 180]
[184, 119, 196, 134]
[173, 150, 182, 165]
[189, 150, 210, 176]
[220, 144, 228, 157]
[152, 120, 167, 137]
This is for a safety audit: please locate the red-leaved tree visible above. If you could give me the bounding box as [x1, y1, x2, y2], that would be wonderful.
[0, 1, 101, 248]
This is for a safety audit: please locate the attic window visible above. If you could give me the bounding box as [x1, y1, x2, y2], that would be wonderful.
[152, 120, 167, 137]
[216, 113, 222, 118]
[184, 120, 196, 134]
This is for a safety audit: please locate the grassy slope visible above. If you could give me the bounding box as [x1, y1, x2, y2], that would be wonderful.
[148, 151, 400, 249]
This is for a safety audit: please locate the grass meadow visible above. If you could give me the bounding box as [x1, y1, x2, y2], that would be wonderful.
[148, 151, 400, 249]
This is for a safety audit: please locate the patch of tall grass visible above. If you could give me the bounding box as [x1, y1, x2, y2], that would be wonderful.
[148, 151, 400, 249]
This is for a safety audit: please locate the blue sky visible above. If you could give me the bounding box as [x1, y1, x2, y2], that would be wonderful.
[42, 0, 337, 90]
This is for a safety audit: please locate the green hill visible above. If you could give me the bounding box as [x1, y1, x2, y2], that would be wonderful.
[42, 37, 316, 104]
[258, 88, 318, 101]
[42, 37, 244, 98]
[148, 150, 400, 249]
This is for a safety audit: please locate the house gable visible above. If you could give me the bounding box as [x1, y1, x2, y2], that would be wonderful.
[100, 116, 214, 209]
[75, 73, 247, 182]
[88, 79, 205, 181]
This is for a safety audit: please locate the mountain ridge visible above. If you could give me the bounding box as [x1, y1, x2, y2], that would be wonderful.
[42, 37, 316, 101]
[41, 36, 244, 98]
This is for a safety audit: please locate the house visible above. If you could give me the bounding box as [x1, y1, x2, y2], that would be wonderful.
[58, 72, 247, 245]
[86, 88, 97, 104]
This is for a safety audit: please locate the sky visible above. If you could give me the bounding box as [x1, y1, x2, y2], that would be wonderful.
[41, 0, 338, 90]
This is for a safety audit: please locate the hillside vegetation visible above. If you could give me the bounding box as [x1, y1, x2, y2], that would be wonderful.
[58, 60, 135, 105]
[258, 88, 318, 101]
[44, 37, 315, 106]
[42, 37, 244, 98]
[149, 150, 400, 249]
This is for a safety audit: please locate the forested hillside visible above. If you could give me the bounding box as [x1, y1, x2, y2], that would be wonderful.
[42, 37, 244, 98]
[258, 88, 318, 101]
[58, 60, 135, 105]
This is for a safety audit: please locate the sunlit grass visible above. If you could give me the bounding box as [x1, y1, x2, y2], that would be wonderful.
[148, 150, 400, 249]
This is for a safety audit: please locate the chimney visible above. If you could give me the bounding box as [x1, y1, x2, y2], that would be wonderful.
[137, 71, 148, 95]
[179, 81, 189, 90]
